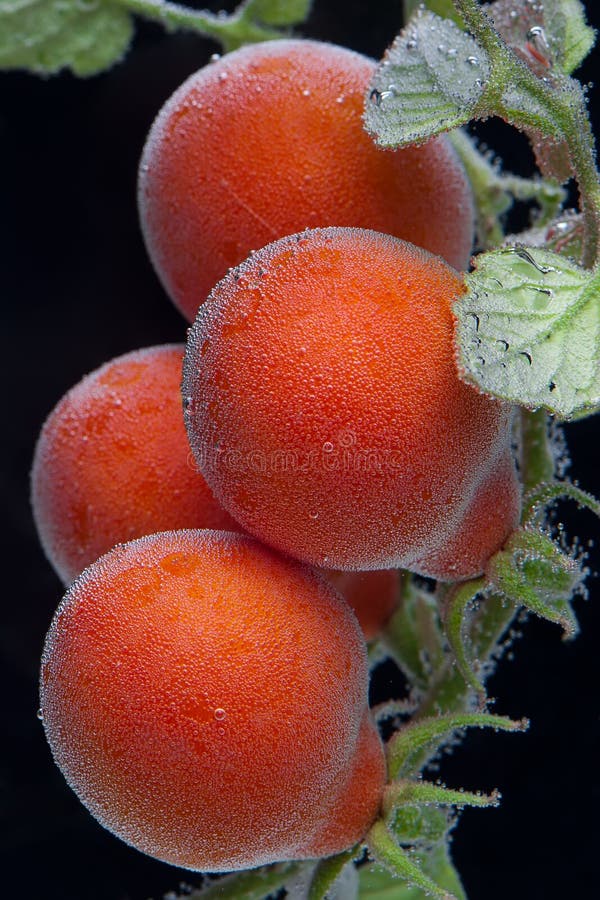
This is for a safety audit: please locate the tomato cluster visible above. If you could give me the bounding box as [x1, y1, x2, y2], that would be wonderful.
[35, 39, 520, 873]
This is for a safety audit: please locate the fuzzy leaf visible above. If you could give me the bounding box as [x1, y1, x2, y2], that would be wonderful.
[403, 1, 465, 28]
[488, 529, 584, 637]
[455, 246, 600, 420]
[0, 0, 133, 76]
[488, 0, 594, 75]
[365, 10, 490, 148]
[245, 0, 313, 27]
[542, 0, 595, 75]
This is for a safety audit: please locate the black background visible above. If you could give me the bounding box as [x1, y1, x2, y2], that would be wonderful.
[1, 1, 599, 898]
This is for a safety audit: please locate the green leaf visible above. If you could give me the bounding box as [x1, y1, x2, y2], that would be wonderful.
[546, 0, 596, 75]
[403, 1, 465, 28]
[383, 781, 500, 845]
[487, 529, 584, 637]
[0, 0, 133, 76]
[488, 0, 594, 76]
[455, 246, 600, 420]
[522, 479, 600, 527]
[365, 10, 490, 148]
[388, 802, 452, 847]
[244, 0, 312, 27]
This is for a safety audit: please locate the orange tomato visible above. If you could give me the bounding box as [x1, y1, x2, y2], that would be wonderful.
[139, 39, 474, 322]
[40, 530, 385, 871]
[183, 227, 521, 581]
[31, 345, 238, 584]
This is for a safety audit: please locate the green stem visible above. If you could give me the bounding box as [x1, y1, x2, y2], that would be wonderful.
[112, 0, 281, 50]
[449, 130, 564, 250]
[413, 407, 567, 725]
[452, 0, 509, 64]
[415, 591, 516, 722]
[442, 577, 487, 698]
[453, 0, 600, 267]
[519, 409, 555, 494]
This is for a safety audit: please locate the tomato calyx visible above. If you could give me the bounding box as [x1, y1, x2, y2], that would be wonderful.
[358, 712, 525, 899]
[438, 476, 599, 697]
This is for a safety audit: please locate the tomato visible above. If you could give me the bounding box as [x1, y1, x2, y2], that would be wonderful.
[31, 345, 238, 584]
[324, 569, 400, 641]
[183, 227, 521, 580]
[39, 530, 385, 871]
[139, 39, 474, 322]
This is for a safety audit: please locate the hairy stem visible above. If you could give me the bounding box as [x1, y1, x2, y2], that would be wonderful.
[112, 0, 281, 50]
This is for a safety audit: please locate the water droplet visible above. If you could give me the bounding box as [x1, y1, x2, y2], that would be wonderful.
[322, 441, 334, 453]
[218, 71, 228, 82]
[406, 38, 418, 50]
[36, 708, 43, 721]
[214, 708, 226, 721]
[309, 511, 319, 520]
[302, 88, 311, 97]
[466, 56, 479, 66]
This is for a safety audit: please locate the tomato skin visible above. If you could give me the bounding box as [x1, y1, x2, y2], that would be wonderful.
[139, 39, 475, 322]
[183, 227, 521, 581]
[39, 530, 385, 872]
[31, 345, 238, 585]
[324, 569, 400, 641]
